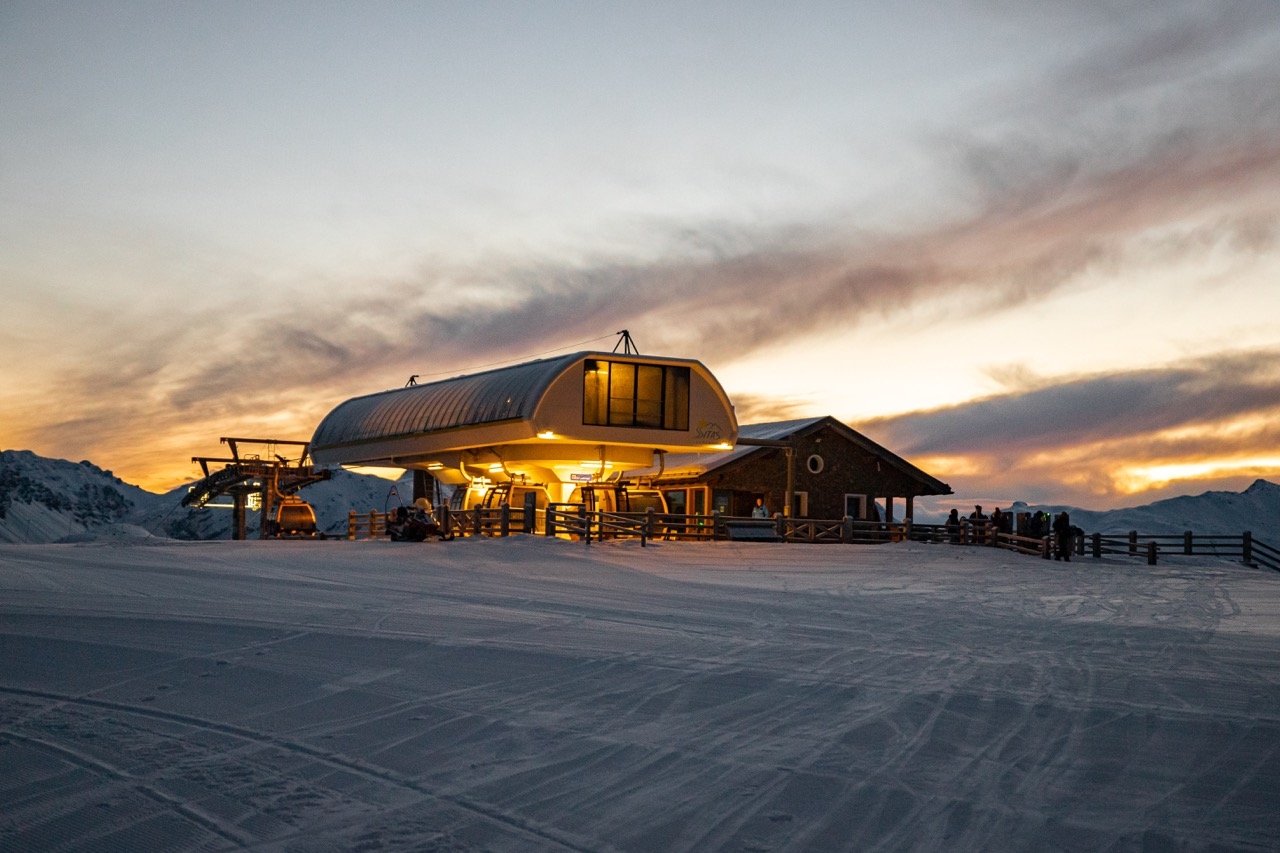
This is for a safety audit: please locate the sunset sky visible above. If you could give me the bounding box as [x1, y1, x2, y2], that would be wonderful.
[3, 1, 1279, 510]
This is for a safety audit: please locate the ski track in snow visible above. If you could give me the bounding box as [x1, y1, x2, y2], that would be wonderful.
[1, 536, 1279, 852]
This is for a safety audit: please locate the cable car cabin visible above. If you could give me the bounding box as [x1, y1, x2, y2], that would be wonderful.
[309, 350, 738, 510]
[568, 482, 668, 514]
[451, 481, 552, 514]
[269, 498, 318, 538]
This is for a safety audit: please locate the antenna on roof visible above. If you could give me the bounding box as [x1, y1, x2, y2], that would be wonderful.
[613, 329, 639, 355]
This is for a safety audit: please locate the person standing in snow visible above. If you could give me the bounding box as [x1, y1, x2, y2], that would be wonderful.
[944, 509, 961, 543]
[1053, 511, 1074, 561]
[751, 497, 770, 518]
[1024, 511, 1043, 539]
[968, 505, 988, 545]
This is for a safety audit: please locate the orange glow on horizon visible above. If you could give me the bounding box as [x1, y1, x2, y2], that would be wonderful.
[1114, 457, 1280, 494]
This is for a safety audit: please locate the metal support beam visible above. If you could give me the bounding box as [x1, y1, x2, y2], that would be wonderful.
[233, 493, 246, 541]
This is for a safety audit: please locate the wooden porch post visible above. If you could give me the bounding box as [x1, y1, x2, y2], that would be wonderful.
[784, 447, 794, 517]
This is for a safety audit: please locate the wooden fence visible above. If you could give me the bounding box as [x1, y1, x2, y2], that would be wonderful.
[346, 510, 387, 540]
[346, 504, 1278, 572]
[1083, 530, 1280, 571]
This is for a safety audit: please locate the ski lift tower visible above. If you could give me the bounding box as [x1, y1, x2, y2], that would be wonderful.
[183, 437, 331, 539]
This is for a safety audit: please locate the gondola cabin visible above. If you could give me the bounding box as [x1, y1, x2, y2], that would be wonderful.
[270, 497, 318, 538]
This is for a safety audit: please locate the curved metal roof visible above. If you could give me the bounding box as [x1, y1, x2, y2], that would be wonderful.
[311, 352, 582, 451]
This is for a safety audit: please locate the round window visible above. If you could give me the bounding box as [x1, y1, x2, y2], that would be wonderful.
[807, 454, 825, 474]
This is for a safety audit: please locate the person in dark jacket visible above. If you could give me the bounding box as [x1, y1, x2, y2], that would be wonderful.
[1024, 511, 1044, 539]
[968, 505, 987, 544]
[1053, 511, 1074, 561]
[944, 508, 961, 543]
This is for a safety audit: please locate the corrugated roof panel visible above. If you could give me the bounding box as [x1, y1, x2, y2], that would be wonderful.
[311, 353, 580, 449]
[738, 417, 823, 441]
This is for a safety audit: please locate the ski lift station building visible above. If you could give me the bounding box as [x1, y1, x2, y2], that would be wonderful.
[309, 351, 738, 504]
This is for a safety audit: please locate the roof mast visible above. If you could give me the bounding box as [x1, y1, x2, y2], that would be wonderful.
[612, 329, 639, 355]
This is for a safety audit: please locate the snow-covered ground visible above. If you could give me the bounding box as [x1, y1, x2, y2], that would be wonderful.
[2, 536, 1278, 852]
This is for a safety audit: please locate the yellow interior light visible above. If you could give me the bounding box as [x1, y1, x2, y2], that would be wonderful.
[537, 430, 556, 439]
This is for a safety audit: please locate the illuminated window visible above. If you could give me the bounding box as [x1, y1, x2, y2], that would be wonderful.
[583, 360, 690, 430]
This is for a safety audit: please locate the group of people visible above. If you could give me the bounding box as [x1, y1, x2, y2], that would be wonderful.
[943, 504, 1079, 559]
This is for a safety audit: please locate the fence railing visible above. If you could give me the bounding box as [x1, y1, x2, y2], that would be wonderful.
[1084, 530, 1280, 571]
[437, 505, 536, 539]
[347, 510, 387, 540]
[346, 504, 1277, 572]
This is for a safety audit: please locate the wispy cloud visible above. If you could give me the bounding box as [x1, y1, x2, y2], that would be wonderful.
[859, 347, 1280, 505]
[866, 347, 1280, 455]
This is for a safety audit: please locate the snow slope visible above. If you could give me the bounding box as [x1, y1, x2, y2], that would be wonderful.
[0, 450, 168, 544]
[2, 537, 1278, 851]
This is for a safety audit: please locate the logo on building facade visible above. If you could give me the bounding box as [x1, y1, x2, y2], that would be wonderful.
[695, 419, 724, 441]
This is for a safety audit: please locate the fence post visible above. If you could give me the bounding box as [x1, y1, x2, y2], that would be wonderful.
[1042, 536, 1051, 560]
[713, 510, 722, 540]
[1184, 530, 1193, 556]
[545, 506, 557, 537]
[1147, 540, 1158, 566]
[1243, 531, 1253, 567]
[472, 507, 482, 538]
[841, 515, 853, 544]
[523, 491, 536, 534]
[348, 510, 357, 540]
[499, 503, 510, 537]
[904, 518, 913, 542]
[369, 510, 379, 538]
[438, 505, 451, 539]
[1091, 532, 1101, 559]
[1128, 530, 1138, 557]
